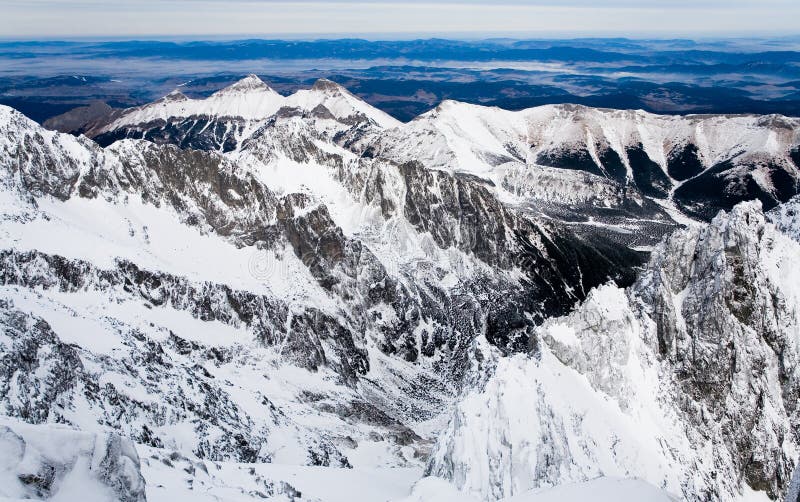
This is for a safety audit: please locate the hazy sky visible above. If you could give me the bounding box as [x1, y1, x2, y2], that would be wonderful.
[1, 0, 798, 38]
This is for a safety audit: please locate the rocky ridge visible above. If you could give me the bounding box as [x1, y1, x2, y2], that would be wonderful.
[428, 200, 800, 501]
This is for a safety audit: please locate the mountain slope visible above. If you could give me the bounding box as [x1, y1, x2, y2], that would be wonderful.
[374, 102, 800, 222]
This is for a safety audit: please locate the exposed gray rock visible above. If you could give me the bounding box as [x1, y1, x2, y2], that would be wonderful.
[43, 101, 117, 135]
[4, 79, 800, 501]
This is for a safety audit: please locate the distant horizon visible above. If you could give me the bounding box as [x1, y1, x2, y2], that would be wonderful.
[3, 1, 799, 38]
[3, 32, 800, 43]
[4, 36, 800, 123]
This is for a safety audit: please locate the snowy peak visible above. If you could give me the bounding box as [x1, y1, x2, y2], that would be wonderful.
[100, 75, 285, 130]
[289, 78, 402, 129]
[428, 199, 800, 501]
[0, 104, 97, 201]
[161, 89, 188, 102]
[213, 74, 275, 96]
[377, 98, 800, 219]
[311, 77, 346, 94]
[428, 99, 496, 116]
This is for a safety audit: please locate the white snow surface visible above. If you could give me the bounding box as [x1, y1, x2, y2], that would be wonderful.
[768, 194, 800, 243]
[140, 445, 421, 502]
[138, 444, 674, 502]
[0, 417, 145, 502]
[506, 476, 675, 502]
[397, 475, 674, 502]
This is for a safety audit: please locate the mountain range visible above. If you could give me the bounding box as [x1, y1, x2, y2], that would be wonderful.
[1, 74, 800, 501]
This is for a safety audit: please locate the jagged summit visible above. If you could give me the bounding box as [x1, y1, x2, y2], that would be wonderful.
[428, 199, 800, 500]
[288, 78, 402, 129]
[214, 74, 275, 95]
[161, 89, 188, 102]
[311, 77, 345, 93]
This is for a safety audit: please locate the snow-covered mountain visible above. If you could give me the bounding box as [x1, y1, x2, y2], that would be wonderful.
[2, 75, 800, 501]
[374, 101, 800, 221]
[82, 75, 399, 152]
[0, 97, 639, 497]
[66, 76, 800, 249]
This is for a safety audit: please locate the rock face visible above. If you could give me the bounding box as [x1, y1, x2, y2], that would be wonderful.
[0, 417, 147, 501]
[428, 201, 800, 501]
[632, 201, 800, 499]
[42, 101, 116, 135]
